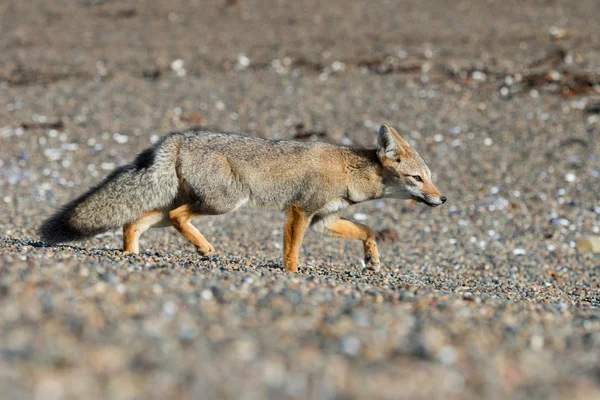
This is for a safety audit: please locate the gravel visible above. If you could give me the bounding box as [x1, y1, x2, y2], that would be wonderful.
[1, 1, 599, 399]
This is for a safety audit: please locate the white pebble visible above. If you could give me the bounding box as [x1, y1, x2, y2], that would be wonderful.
[331, 61, 346, 72]
[551, 218, 570, 227]
[163, 301, 177, 316]
[341, 336, 361, 356]
[439, 346, 457, 365]
[513, 248, 527, 256]
[113, 133, 129, 144]
[530, 335, 544, 351]
[100, 162, 115, 171]
[237, 53, 251, 69]
[170, 59, 184, 71]
[471, 71, 486, 81]
[353, 213, 368, 221]
[565, 173, 576, 182]
[201, 289, 213, 301]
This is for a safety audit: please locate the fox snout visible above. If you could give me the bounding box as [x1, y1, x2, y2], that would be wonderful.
[413, 194, 447, 207]
[414, 182, 447, 207]
[415, 193, 447, 206]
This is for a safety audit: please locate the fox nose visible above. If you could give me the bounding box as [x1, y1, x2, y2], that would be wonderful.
[440, 196, 447, 203]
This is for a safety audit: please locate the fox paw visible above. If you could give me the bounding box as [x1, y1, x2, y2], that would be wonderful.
[196, 243, 215, 256]
[363, 256, 381, 270]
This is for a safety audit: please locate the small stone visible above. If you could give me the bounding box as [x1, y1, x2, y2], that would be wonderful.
[513, 248, 527, 256]
[551, 218, 570, 227]
[170, 59, 184, 71]
[179, 326, 197, 342]
[438, 346, 458, 365]
[546, 70, 561, 82]
[549, 26, 568, 40]
[353, 213, 368, 221]
[530, 335, 545, 351]
[341, 336, 361, 356]
[577, 236, 600, 253]
[201, 289, 213, 300]
[237, 54, 251, 69]
[565, 173, 577, 182]
[112, 133, 129, 144]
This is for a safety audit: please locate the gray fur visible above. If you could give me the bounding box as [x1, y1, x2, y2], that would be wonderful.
[174, 131, 364, 215]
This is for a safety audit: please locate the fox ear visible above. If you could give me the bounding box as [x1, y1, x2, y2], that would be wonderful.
[377, 124, 411, 161]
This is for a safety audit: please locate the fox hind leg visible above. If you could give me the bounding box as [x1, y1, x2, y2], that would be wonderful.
[123, 210, 170, 254]
[169, 204, 216, 256]
[313, 217, 380, 269]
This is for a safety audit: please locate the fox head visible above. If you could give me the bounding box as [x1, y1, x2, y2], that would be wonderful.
[377, 124, 446, 207]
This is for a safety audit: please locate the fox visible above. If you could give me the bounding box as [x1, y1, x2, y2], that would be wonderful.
[39, 124, 446, 272]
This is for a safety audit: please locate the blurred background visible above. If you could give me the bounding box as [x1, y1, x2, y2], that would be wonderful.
[0, 1, 599, 399]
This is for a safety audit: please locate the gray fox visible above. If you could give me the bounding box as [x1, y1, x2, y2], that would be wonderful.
[39, 124, 446, 272]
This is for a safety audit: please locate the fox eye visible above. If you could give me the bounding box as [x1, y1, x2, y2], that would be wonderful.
[412, 175, 423, 182]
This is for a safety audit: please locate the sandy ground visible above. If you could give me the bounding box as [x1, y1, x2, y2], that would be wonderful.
[1, 0, 599, 399]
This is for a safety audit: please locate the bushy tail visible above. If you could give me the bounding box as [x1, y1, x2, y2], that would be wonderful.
[39, 147, 179, 244]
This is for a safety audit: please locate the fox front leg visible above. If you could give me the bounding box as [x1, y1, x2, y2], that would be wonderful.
[320, 218, 380, 269]
[283, 205, 310, 272]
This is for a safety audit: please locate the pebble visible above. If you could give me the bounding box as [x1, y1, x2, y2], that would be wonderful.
[565, 173, 577, 182]
[576, 236, 600, 253]
[353, 213, 368, 221]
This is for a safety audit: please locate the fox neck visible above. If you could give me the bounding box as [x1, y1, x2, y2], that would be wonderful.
[345, 148, 386, 203]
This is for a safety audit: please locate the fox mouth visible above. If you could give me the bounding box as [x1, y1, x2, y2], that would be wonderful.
[413, 196, 442, 207]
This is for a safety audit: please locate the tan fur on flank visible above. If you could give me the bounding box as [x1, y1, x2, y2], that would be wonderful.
[39, 125, 446, 272]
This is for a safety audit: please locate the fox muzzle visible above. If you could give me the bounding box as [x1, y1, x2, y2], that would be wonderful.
[413, 195, 446, 207]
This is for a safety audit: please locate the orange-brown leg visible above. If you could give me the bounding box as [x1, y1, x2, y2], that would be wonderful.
[283, 205, 310, 272]
[169, 204, 215, 255]
[324, 218, 380, 269]
[123, 210, 169, 254]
